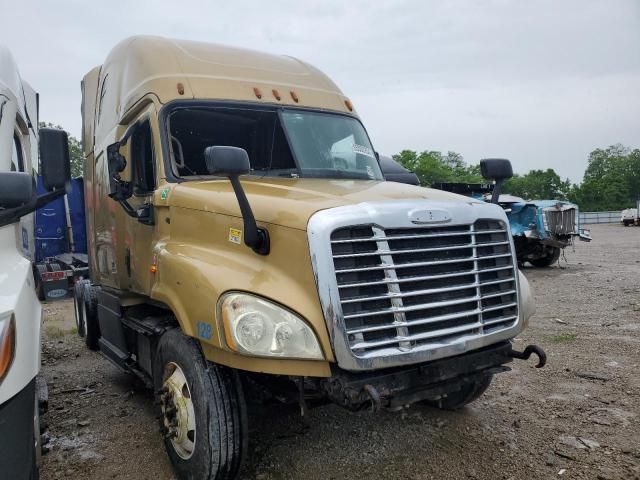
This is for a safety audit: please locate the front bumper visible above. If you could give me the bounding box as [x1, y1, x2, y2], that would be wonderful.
[322, 341, 514, 410]
[0, 378, 37, 479]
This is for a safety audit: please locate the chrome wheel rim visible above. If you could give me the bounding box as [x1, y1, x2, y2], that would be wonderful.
[161, 362, 196, 460]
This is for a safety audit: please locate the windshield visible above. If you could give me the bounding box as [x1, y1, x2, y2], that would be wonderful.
[167, 106, 383, 181]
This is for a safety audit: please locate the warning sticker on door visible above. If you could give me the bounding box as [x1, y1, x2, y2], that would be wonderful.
[228, 228, 242, 245]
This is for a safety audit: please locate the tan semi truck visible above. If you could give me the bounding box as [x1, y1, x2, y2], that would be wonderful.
[77, 36, 545, 479]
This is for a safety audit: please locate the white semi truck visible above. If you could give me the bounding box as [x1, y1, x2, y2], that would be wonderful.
[0, 46, 70, 479]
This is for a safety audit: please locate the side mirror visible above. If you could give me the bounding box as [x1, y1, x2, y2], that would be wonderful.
[378, 155, 420, 186]
[0, 172, 34, 208]
[204, 146, 251, 176]
[39, 128, 71, 191]
[203, 146, 269, 255]
[0, 172, 38, 228]
[106, 142, 132, 201]
[480, 158, 513, 181]
[480, 158, 513, 204]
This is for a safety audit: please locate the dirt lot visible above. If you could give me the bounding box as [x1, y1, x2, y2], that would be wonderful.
[39, 223, 639, 480]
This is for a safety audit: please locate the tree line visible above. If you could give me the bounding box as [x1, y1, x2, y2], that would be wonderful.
[393, 145, 640, 212]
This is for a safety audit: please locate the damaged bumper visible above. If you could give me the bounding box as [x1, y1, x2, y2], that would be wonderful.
[321, 341, 546, 411]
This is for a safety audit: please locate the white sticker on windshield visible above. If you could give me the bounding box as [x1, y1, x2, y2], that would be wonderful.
[366, 165, 375, 179]
[353, 143, 375, 159]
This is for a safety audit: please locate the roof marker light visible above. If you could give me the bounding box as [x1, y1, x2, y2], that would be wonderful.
[177, 83, 185, 95]
[345, 99, 353, 111]
[290, 91, 299, 103]
[272, 89, 281, 101]
[253, 87, 263, 99]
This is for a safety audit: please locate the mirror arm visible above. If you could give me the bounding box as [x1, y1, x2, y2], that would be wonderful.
[228, 176, 270, 255]
[117, 198, 138, 219]
[0, 185, 66, 228]
[491, 179, 505, 204]
[35, 187, 67, 210]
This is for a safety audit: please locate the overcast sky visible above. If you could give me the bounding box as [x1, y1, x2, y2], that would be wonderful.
[2, 0, 638, 182]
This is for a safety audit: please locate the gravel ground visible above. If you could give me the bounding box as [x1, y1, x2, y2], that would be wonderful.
[40, 224, 640, 480]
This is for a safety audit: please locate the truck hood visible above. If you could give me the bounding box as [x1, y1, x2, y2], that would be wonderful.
[167, 178, 476, 231]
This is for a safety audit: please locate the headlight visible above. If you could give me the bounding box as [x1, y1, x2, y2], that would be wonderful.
[219, 293, 324, 360]
[0, 312, 16, 384]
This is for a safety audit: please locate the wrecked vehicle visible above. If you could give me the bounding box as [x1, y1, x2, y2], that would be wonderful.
[497, 196, 592, 267]
[77, 36, 544, 479]
[425, 180, 592, 267]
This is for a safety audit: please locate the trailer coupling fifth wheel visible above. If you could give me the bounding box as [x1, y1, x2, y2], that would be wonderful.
[508, 344, 547, 368]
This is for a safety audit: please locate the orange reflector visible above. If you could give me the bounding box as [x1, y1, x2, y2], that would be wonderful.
[150, 265, 157, 274]
[177, 83, 185, 95]
[290, 90, 299, 103]
[345, 99, 353, 111]
[272, 89, 281, 101]
[253, 87, 263, 99]
[0, 316, 15, 381]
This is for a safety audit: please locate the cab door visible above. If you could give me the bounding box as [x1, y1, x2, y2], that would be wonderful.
[123, 107, 158, 295]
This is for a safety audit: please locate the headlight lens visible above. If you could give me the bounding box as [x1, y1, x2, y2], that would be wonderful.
[0, 312, 16, 384]
[219, 293, 323, 360]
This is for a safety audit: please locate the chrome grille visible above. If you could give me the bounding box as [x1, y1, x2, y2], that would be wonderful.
[330, 220, 518, 357]
[544, 208, 577, 235]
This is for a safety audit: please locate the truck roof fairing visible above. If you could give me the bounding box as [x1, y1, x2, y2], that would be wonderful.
[84, 36, 355, 155]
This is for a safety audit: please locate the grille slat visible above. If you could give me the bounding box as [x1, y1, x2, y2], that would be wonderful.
[335, 253, 513, 274]
[330, 228, 507, 244]
[331, 219, 518, 357]
[337, 265, 514, 289]
[332, 240, 511, 258]
[343, 295, 481, 320]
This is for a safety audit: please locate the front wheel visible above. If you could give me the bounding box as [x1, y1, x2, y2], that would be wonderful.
[423, 375, 493, 410]
[154, 330, 247, 480]
[529, 246, 561, 268]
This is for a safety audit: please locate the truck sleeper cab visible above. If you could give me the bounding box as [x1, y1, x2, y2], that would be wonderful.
[78, 36, 543, 480]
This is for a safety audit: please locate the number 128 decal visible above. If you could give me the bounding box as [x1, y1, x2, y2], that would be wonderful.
[196, 321, 213, 340]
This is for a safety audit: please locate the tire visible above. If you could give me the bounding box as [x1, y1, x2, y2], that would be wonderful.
[424, 375, 493, 410]
[529, 246, 561, 268]
[82, 284, 100, 351]
[154, 329, 247, 480]
[73, 280, 89, 337]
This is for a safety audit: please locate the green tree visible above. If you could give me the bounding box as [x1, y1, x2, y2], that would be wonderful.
[567, 144, 640, 211]
[39, 122, 83, 177]
[503, 169, 571, 200]
[393, 150, 482, 185]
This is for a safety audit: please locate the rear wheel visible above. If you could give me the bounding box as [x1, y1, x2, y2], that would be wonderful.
[529, 246, 561, 268]
[82, 284, 100, 350]
[73, 280, 89, 337]
[154, 329, 247, 480]
[424, 375, 493, 410]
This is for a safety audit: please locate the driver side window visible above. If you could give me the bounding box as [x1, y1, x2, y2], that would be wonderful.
[130, 120, 155, 195]
[11, 133, 24, 172]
